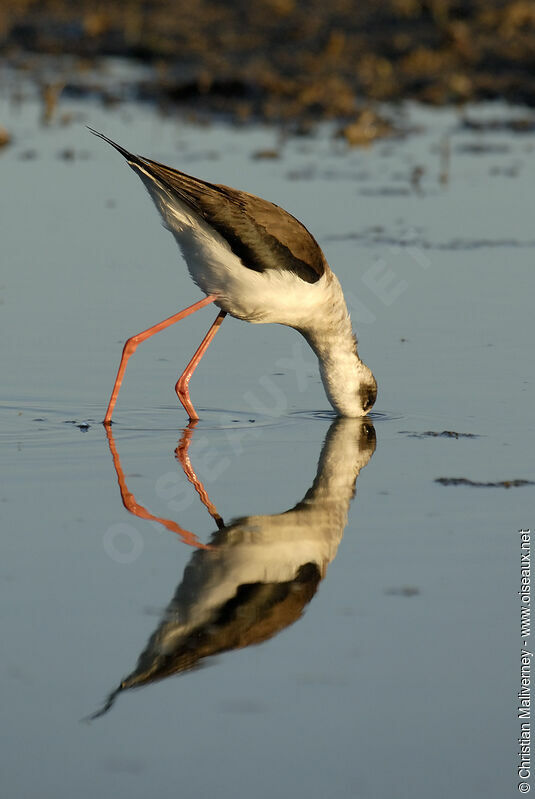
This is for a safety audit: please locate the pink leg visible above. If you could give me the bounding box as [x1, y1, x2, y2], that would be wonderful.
[176, 310, 227, 420]
[104, 295, 217, 424]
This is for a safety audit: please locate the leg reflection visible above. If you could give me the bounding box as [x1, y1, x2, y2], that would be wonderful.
[104, 425, 211, 551]
[175, 422, 224, 529]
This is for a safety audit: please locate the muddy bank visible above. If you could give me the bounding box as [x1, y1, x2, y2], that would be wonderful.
[1, 1, 535, 123]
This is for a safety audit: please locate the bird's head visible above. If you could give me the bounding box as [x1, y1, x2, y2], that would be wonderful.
[358, 371, 378, 415]
[318, 353, 377, 418]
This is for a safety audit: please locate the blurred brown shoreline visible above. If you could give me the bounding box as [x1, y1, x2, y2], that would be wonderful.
[2, 0, 535, 123]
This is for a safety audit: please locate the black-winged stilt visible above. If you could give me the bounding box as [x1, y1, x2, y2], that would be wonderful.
[90, 130, 377, 423]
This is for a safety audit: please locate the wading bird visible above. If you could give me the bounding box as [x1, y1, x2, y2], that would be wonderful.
[90, 130, 377, 422]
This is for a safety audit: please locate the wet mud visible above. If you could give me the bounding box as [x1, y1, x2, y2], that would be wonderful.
[2, 0, 535, 128]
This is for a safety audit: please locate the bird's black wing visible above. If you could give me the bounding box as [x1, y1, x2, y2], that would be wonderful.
[90, 129, 326, 284]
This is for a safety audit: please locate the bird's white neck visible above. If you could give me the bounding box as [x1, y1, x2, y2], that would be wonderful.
[299, 280, 375, 417]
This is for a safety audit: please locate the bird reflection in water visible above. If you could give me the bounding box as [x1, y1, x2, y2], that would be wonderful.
[90, 418, 376, 719]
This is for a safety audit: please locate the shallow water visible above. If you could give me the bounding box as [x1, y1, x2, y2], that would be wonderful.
[1, 84, 533, 798]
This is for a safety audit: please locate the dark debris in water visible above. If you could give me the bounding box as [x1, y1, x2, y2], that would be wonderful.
[489, 164, 520, 178]
[385, 586, 420, 597]
[251, 149, 280, 160]
[326, 230, 535, 251]
[18, 149, 38, 160]
[462, 116, 535, 133]
[455, 142, 511, 155]
[359, 187, 412, 197]
[435, 477, 534, 488]
[402, 430, 479, 439]
[64, 420, 91, 431]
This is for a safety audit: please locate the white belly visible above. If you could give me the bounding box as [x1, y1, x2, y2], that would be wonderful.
[169, 202, 326, 327]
